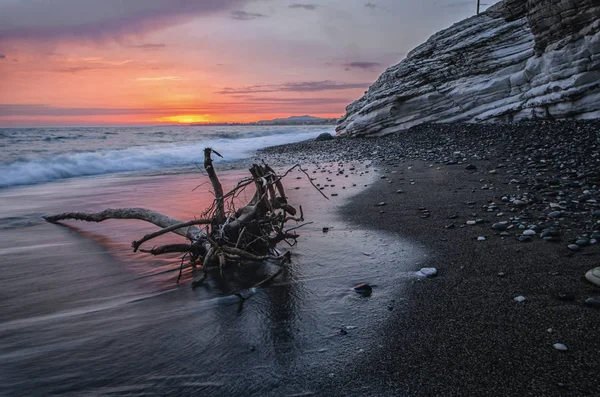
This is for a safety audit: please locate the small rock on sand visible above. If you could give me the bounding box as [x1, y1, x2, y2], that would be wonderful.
[417, 267, 437, 278]
[553, 343, 568, 352]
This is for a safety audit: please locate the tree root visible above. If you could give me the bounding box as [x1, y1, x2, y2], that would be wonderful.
[44, 149, 321, 288]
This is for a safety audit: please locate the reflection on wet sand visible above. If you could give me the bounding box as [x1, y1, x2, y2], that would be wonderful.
[0, 164, 423, 396]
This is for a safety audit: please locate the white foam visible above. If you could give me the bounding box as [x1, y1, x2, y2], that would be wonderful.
[0, 128, 326, 188]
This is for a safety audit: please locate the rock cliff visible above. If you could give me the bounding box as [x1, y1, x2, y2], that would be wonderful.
[336, 0, 600, 137]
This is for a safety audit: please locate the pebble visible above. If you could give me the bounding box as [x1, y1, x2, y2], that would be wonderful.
[322, 227, 330, 233]
[548, 211, 562, 218]
[466, 220, 477, 226]
[477, 236, 486, 241]
[514, 295, 526, 302]
[522, 229, 536, 236]
[465, 164, 477, 170]
[519, 236, 532, 243]
[492, 223, 507, 231]
[375, 202, 386, 207]
[353, 283, 372, 294]
[567, 244, 580, 251]
[417, 267, 438, 278]
[557, 292, 575, 301]
[585, 297, 600, 308]
[553, 343, 568, 352]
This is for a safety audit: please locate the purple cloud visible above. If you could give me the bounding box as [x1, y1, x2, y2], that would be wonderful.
[0, 53, 5, 60]
[0, 0, 248, 42]
[126, 43, 166, 50]
[231, 10, 268, 20]
[343, 61, 382, 71]
[217, 80, 370, 94]
[289, 4, 319, 11]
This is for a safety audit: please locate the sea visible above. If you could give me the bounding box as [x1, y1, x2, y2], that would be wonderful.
[0, 125, 422, 396]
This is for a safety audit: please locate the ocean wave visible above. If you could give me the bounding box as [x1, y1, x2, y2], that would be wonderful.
[0, 128, 326, 188]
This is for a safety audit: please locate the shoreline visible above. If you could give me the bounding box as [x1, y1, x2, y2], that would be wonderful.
[260, 120, 600, 396]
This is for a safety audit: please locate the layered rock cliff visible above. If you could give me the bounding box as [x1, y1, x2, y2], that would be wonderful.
[336, 0, 600, 136]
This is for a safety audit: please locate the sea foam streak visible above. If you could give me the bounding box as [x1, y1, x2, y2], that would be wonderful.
[0, 127, 326, 188]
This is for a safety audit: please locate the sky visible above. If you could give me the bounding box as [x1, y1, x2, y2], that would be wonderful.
[0, 0, 486, 126]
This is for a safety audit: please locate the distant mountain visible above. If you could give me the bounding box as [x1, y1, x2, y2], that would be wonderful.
[256, 115, 337, 125]
[188, 115, 338, 126]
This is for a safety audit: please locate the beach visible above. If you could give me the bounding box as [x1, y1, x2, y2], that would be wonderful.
[0, 125, 423, 396]
[260, 120, 600, 396]
[0, 121, 599, 396]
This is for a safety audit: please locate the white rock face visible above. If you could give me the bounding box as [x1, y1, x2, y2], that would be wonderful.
[336, 0, 600, 137]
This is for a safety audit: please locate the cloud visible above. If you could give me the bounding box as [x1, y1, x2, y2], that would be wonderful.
[0, 99, 348, 118]
[0, 104, 152, 117]
[126, 43, 166, 50]
[135, 76, 183, 82]
[217, 80, 370, 94]
[231, 10, 268, 20]
[441, 1, 473, 8]
[0, 0, 248, 43]
[343, 61, 382, 71]
[0, 54, 5, 60]
[54, 66, 97, 74]
[289, 4, 319, 10]
[52, 57, 137, 73]
[365, 3, 377, 9]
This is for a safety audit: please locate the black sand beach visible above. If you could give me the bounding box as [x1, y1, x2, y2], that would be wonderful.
[260, 120, 600, 396]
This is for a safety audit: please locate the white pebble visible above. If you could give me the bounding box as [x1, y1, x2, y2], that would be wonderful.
[553, 343, 568, 352]
[522, 230, 536, 236]
[477, 236, 486, 241]
[514, 296, 526, 302]
[417, 267, 438, 278]
[466, 220, 476, 225]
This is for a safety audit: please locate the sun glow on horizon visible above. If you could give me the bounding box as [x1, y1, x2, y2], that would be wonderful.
[156, 114, 210, 124]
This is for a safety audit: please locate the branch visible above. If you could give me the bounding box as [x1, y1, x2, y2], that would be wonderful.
[44, 208, 204, 241]
[139, 244, 192, 255]
[132, 218, 211, 252]
[204, 147, 225, 224]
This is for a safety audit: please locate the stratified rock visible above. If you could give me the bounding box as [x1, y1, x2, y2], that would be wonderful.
[336, 0, 600, 137]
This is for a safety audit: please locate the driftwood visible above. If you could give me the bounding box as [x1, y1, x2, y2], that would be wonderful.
[44, 148, 315, 288]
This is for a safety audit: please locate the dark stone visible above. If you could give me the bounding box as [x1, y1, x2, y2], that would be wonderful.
[585, 297, 600, 309]
[315, 133, 334, 142]
[465, 164, 477, 170]
[519, 235, 533, 242]
[353, 283, 373, 294]
[556, 292, 575, 301]
[322, 227, 329, 233]
[492, 222, 509, 231]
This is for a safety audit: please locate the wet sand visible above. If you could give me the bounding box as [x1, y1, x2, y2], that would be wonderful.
[261, 121, 600, 396]
[0, 163, 426, 396]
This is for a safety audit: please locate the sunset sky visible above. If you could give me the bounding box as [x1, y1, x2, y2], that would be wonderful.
[0, 0, 484, 126]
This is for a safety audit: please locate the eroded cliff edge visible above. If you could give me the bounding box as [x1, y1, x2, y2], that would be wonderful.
[337, 0, 600, 137]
